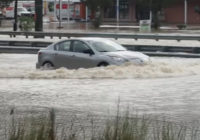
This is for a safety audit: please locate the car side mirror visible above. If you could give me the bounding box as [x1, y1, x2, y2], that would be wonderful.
[83, 49, 94, 55]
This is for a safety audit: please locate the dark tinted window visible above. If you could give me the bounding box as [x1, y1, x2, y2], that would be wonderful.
[73, 41, 90, 53]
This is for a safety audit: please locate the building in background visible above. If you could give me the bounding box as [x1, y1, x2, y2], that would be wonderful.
[103, 0, 200, 25]
[44, 0, 92, 21]
[164, 0, 200, 24]
[3, 0, 91, 21]
[103, 0, 136, 22]
[3, 0, 200, 24]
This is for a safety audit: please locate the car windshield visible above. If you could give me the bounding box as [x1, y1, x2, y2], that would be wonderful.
[87, 40, 127, 52]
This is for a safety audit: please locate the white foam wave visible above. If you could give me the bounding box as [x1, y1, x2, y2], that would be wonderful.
[1, 60, 200, 79]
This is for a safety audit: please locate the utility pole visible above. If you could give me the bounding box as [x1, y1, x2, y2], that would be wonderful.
[149, 0, 152, 22]
[184, 0, 188, 25]
[13, 0, 18, 31]
[58, 0, 63, 28]
[68, 0, 70, 22]
[35, 0, 43, 32]
[116, 0, 119, 26]
[86, 6, 88, 22]
[54, 0, 57, 20]
[54, 0, 56, 18]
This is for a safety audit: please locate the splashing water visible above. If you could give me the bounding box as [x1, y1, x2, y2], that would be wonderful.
[0, 54, 200, 79]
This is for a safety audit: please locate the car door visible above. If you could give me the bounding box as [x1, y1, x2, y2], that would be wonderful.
[54, 40, 75, 69]
[71, 40, 98, 68]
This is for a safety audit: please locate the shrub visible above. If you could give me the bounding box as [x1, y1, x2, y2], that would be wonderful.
[19, 16, 34, 31]
[177, 24, 187, 30]
[92, 16, 102, 29]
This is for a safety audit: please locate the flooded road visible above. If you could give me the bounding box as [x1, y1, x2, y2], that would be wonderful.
[0, 54, 200, 123]
[1, 76, 200, 122]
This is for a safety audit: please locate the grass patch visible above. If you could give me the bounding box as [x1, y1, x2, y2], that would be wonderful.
[2, 108, 200, 140]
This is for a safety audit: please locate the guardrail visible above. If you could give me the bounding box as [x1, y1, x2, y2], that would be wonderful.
[0, 40, 51, 47]
[0, 31, 200, 41]
[1, 40, 200, 58]
[1, 40, 200, 53]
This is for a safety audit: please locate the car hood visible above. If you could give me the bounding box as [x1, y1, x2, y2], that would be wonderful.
[105, 51, 150, 61]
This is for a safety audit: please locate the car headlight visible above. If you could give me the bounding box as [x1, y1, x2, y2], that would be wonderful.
[130, 58, 150, 65]
[132, 58, 144, 63]
[109, 56, 127, 62]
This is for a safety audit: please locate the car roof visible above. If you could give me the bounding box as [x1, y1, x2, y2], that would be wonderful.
[53, 38, 111, 45]
[78, 37, 108, 42]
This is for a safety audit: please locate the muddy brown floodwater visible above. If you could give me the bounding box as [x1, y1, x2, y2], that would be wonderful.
[0, 54, 200, 128]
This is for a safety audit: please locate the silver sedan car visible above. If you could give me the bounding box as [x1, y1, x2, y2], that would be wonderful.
[36, 38, 150, 69]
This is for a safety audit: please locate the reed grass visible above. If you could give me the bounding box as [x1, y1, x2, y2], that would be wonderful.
[4, 108, 200, 140]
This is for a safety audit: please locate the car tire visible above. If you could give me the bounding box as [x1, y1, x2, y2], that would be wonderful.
[98, 62, 109, 67]
[42, 62, 54, 70]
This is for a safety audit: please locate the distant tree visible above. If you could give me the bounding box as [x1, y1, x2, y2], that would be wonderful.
[84, 0, 113, 12]
[136, 0, 185, 29]
[194, 5, 200, 14]
[82, 0, 113, 28]
[0, 0, 13, 9]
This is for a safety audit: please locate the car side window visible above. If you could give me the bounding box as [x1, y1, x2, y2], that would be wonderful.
[55, 41, 71, 52]
[73, 41, 90, 53]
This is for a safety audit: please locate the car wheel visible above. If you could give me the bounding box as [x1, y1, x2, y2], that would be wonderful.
[42, 62, 54, 70]
[98, 62, 109, 67]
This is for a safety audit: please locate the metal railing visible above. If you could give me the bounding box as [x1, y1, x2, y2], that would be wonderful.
[1, 40, 200, 58]
[0, 40, 200, 53]
[0, 31, 200, 41]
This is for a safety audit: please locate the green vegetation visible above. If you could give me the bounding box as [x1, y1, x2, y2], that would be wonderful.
[82, 0, 113, 28]
[194, 5, 200, 14]
[93, 13, 102, 29]
[177, 24, 187, 30]
[0, 0, 14, 9]
[83, 0, 113, 13]
[2, 107, 199, 140]
[19, 16, 34, 31]
[8, 109, 55, 140]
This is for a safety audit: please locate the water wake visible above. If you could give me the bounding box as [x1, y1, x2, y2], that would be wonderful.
[1, 60, 200, 79]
